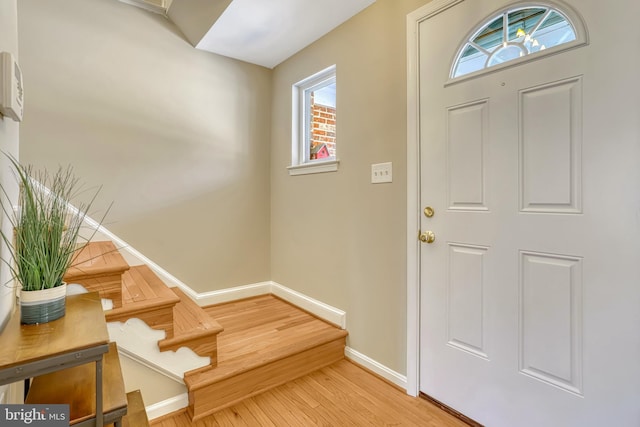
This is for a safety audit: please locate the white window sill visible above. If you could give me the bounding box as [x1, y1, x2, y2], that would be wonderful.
[287, 159, 340, 176]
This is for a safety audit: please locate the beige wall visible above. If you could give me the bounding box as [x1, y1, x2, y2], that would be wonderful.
[17, 0, 272, 293]
[0, 0, 20, 330]
[15, 0, 430, 377]
[271, 0, 430, 374]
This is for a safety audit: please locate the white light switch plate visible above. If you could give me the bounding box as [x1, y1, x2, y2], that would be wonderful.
[371, 162, 392, 184]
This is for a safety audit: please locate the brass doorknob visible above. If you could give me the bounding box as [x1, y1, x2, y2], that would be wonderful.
[418, 230, 435, 244]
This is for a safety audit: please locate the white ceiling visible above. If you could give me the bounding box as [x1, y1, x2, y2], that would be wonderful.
[193, 0, 376, 68]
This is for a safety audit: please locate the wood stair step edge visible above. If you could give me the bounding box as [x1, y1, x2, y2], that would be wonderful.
[169, 288, 224, 335]
[157, 327, 222, 350]
[26, 342, 127, 426]
[156, 288, 223, 362]
[106, 298, 178, 319]
[188, 337, 347, 421]
[65, 241, 130, 280]
[106, 266, 180, 319]
[184, 328, 348, 390]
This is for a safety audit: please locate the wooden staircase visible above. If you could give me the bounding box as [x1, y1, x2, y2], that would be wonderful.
[62, 241, 348, 422]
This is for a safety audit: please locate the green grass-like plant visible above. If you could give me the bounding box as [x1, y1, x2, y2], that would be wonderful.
[0, 155, 102, 291]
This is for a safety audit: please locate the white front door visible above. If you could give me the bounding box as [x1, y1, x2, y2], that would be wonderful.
[417, 1, 640, 426]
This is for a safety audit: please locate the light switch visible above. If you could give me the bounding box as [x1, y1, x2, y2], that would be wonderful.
[371, 162, 392, 184]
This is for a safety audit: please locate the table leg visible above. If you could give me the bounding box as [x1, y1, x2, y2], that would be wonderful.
[96, 358, 103, 427]
[23, 378, 30, 401]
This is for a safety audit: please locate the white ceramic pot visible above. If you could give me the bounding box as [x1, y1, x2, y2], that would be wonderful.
[20, 284, 67, 325]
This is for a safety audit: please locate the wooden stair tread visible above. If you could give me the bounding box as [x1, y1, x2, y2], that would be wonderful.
[121, 390, 149, 427]
[65, 241, 130, 280]
[157, 288, 223, 363]
[26, 342, 127, 425]
[107, 266, 180, 318]
[165, 288, 223, 336]
[105, 265, 179, 338]
[208, 295, 344, 361]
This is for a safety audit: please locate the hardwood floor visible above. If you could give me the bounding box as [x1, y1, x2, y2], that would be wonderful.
[152, 360, 468, 426]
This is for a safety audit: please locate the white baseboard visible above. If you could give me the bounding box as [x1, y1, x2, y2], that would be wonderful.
[345, 346, 407, 390]
[270, 282, 346, 329]
[145, 393, 189, 420]
[191, 282, 272, 306]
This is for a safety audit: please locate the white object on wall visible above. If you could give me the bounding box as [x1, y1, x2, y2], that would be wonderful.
[0, 51, 23, 122]
[371, 162, 392, 183]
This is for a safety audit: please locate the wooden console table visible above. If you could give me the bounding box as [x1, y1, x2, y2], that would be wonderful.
[0, 292, 110, 426]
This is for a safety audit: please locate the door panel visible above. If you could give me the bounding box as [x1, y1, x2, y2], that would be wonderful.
[417, 1, 640, 426]
[447, 243, 488, 359]
[519, 77, 582, 213]
[519, 251, 583, 394]
[447, 100, 489, 211]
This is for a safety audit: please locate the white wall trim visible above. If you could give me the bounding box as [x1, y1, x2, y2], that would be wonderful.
[287, 159, 340, 175]
[145, 393, 189, 421]
[190, 281, 272, 306]
[406, 4, 421, 399]
[345, 346, 407, 390]
[270, 282, 346, 329]
[405, 0, 465, 398]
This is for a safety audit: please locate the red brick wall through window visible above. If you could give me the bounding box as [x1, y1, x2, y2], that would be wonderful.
[309, 94, 336, 160]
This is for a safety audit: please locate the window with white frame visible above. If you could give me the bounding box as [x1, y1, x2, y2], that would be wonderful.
[451, 5, 582, 80]
[289, 65, 338, 175]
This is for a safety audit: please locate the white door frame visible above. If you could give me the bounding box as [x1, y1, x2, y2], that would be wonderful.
[405, 0, 464, 397]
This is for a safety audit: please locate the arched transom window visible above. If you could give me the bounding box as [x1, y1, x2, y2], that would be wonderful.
[451, 4, 585, 79]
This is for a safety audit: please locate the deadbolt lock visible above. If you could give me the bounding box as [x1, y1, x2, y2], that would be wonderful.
[423, 206, 435, 218]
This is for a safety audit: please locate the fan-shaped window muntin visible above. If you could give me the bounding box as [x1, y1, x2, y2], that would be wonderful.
[452, 5, 582, 79]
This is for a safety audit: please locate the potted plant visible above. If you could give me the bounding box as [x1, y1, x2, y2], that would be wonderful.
[0, 155, 103, 324]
